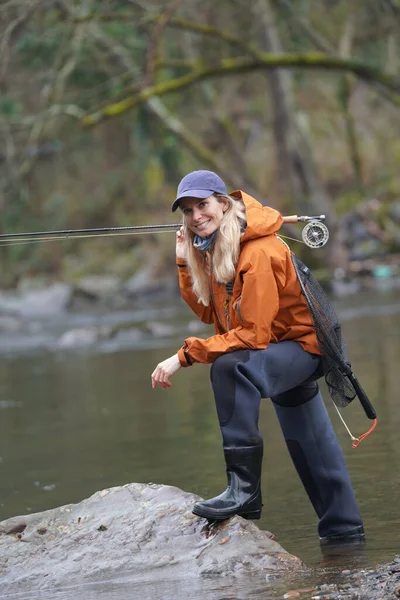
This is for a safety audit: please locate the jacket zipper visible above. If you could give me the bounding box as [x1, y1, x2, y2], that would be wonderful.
[234, 296, 243, 323]
[224, 295, 231, 331]
[224, 280, 234, 331]
[210, 282, 227, 333]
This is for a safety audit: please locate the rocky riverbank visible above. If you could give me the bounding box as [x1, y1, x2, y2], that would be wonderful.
[0, 275, 212, 356]
[1, 273, 400, 358]
[296, 556, 400, 600]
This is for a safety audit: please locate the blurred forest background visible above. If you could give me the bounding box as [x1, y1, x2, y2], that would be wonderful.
[1, 0, 400, 290]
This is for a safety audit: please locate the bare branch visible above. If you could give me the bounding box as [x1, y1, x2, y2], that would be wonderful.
[46, 19, 86, 104]
[355, 21, 400, 44]
[144, 0, 183, 86]
[17, 1, 91, 176]
[81, 52, 400, 126]
[73, 12, 260, 57]
[276, 0, 335, 53]
[15, 104, 86, 126]
[0, 0, 41, 80]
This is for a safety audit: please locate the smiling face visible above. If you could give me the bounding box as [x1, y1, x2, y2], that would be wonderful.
[179, 195, 228, 237]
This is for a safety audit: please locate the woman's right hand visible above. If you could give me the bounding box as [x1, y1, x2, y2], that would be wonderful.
[176, 227, 187, 260]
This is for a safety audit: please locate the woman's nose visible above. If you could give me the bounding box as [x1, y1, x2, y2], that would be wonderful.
[192, 207, 201, 221]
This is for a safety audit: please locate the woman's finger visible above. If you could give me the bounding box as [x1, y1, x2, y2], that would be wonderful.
[151, 366, 161, 388]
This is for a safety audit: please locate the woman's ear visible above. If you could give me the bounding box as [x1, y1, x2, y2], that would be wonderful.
[222, 200, 229, 213]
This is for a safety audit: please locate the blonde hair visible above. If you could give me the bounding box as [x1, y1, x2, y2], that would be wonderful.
[182, 194, 247, 305]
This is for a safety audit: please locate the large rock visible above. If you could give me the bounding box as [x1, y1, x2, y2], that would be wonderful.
[0, 483, 303, 595]
[0, 284, 72, 318]
[74, 276, 122, 300]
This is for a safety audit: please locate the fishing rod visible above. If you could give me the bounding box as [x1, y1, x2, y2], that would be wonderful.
[0, 213, 375, 442]
[0, 215, 329, 249]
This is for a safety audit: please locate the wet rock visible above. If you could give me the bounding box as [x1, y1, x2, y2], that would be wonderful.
[124, 266, 161, 295]
[57, 327, 100, 348]
[16, 276, 53, 294]
[124, 267, 176, 300]
[75, 276, 122, 300]
[187, 319, 209, 334]
[145, 320, 177, 337]
[0, 483, 303, 594]
[324, 557, 400, 600]
[57, 325, 114, 348]
[0, 315, 21, 333]
[112, 327, 142, 344]
[0, 283, 72, 318]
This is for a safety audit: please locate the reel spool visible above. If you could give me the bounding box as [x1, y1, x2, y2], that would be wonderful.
[301, 220, 329, 248]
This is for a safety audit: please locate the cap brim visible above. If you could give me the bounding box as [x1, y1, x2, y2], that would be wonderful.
[171, 189, 214, 212]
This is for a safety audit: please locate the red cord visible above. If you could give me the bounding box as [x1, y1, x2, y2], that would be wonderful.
[351, 419, 377, 449]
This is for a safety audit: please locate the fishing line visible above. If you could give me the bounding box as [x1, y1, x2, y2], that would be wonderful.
[278, 234, 308, 245]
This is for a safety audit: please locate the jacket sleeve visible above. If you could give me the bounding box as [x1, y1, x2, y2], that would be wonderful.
[177, 245, 283, 366]
[176, 257, 214, 325]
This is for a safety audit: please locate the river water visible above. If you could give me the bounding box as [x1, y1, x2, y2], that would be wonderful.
[1, 288, 399, 599]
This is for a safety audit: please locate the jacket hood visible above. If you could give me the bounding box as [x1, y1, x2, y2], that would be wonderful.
[230, 190, 284, 242]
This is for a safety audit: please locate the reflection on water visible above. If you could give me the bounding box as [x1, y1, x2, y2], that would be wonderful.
[0, 574, 312, 600]
[0, 289, 400, 598]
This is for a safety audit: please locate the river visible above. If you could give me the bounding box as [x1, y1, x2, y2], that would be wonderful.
[0, 288, 399, 599]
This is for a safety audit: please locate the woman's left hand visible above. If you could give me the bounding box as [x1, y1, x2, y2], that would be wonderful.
[151, 353, 182, 389]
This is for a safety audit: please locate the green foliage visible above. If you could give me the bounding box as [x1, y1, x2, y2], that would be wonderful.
[15, 27, 67, 69]
[69, 54, 111, 92]
[42, 193, 68, 225]
[0, 97, 21, 118]
[335, 190, 366, 215]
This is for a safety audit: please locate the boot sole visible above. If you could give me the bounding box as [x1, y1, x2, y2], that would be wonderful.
[192, 505, 261, 521]
[320, 525, 365, 546]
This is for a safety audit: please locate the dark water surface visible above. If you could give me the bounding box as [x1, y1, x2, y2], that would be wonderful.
[1, 289, 400, 599]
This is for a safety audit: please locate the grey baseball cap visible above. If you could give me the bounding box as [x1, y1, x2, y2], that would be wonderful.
[172, 170, 227, 212]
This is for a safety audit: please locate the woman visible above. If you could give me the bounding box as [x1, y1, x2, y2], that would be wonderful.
[151, 170, 364, 544]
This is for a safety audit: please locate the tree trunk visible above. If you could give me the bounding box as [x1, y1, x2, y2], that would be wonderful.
[252, 0, 346, 269]
[253, 0, 334, 222]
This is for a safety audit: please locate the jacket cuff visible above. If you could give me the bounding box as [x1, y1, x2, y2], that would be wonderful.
[176, 257, 188, 267]
[178, 346, 192, 367]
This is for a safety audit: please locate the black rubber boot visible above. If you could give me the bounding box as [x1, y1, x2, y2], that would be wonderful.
[271, 392, 364, 542]
[192, 444, 263, 521]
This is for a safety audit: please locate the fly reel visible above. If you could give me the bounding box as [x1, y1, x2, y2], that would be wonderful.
[301, 220, 329, 249]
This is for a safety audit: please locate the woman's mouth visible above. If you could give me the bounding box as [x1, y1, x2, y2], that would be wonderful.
[195, 220, 211, 230]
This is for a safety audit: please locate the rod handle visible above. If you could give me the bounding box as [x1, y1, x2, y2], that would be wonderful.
[350, 372, 377, 420]
[282, 215, 299, 223]
[282, 215, 326, 224]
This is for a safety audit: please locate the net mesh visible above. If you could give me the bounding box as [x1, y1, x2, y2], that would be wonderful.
[291, 254, 356, 408]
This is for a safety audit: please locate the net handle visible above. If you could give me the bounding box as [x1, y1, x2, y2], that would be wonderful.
[348, 372, 377, 420]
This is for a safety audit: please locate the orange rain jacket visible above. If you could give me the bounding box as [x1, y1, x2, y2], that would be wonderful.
[176, 191, 321, 367]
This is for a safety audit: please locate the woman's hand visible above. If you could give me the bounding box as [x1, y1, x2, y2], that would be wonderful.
[176, 227, 187, 260]
[151, 353, 182, 389]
